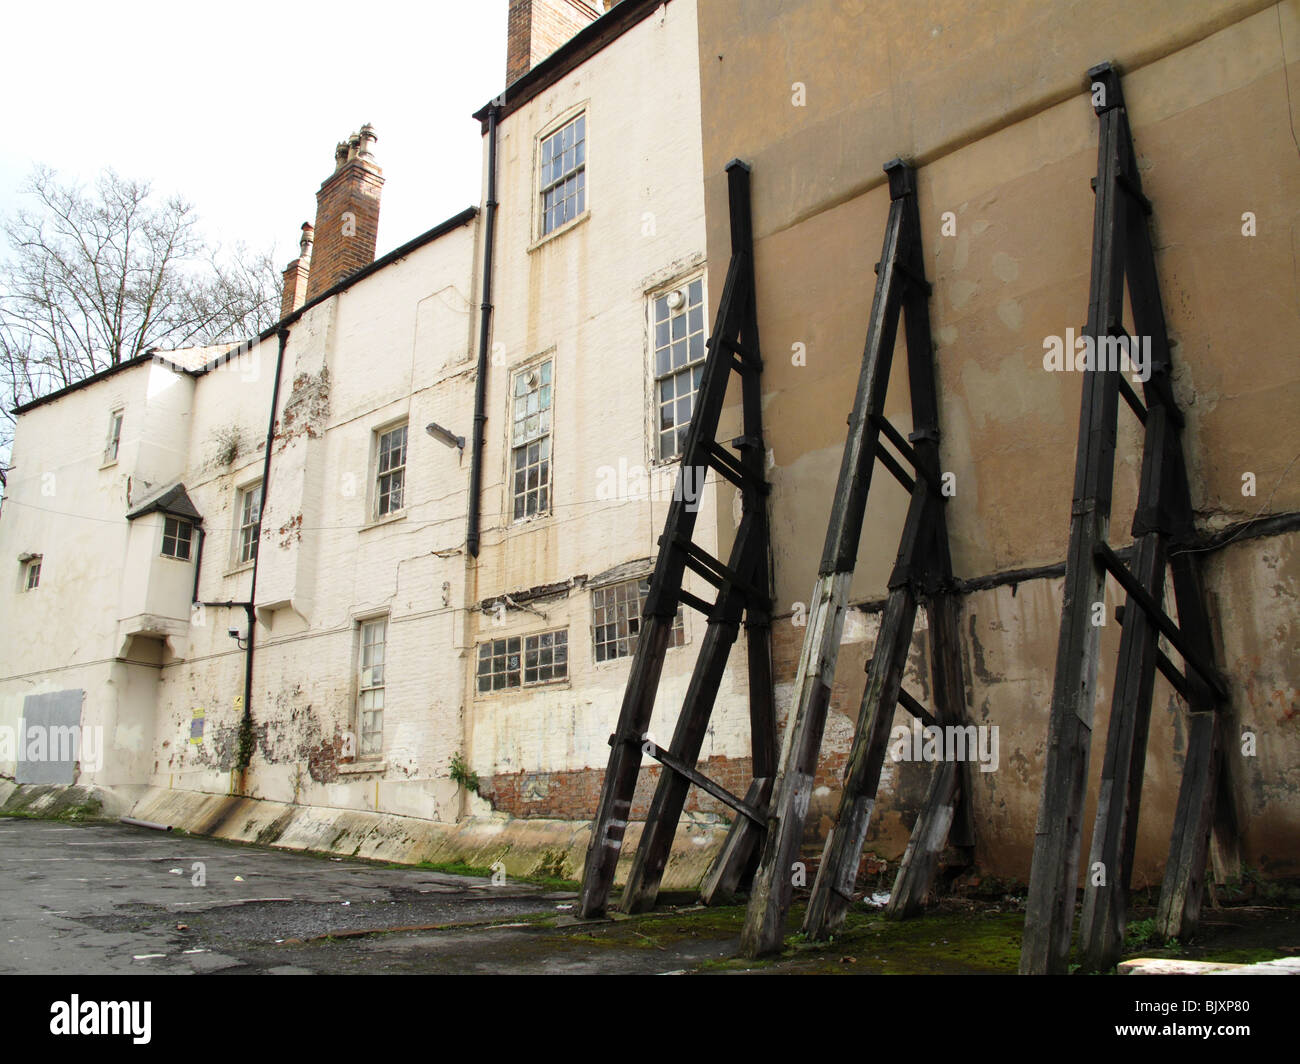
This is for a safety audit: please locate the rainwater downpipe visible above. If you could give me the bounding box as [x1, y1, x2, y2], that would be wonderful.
[236, 326, 290, 788]
[466, 105, 499, 558]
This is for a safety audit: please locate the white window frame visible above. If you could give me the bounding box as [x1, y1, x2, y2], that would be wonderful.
[510, 358, 554, 522]
[591, 577, 686, 663]
[374, 422, 408, 519]
[356, 615, 387, 758]
[236, 481, 263, 566]
[650, 276, 707, 461]
[161, 516, 193, 561]
[538, 110, 587, 238]
[104, 408, 124, 464]
[476, 628, 568, 694]
[23, 557, 41, 591]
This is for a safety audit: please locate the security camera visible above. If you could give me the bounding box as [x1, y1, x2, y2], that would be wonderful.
[227, 627, 241, 640]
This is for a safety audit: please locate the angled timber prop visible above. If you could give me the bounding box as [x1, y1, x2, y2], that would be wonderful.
[578, 159, 778, 917]
[741, 158, 973, 957]
[1019, 63, 1235, 975]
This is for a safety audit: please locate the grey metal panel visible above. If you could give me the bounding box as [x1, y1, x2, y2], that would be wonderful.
[16, 689, 85, 785]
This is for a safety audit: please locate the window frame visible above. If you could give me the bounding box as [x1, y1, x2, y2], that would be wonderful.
[104, 408, 124, 464]
[591, 577, 686, 663]
[235, 481, 263, 566]
[161, 516, 193, 561]
[537, 108, 588, 240]
[23, 558, 41, 591]
[373, 421, 409, 520]
[509, 357, 554, 523]
[356, 615, 388, 759]
[650, 275, 708, 462]
[476, 627, 569, 694]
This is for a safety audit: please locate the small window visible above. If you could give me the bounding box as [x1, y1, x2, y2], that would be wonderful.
[237, 482, 262, 565]
[376, 424, 408, 518]
[23, 558, 41, 591]
[357, 617, 387, 756]
[653, 279, 707, 460]
[104, 409, 124, 463]
[476, 628, 568, 693]
[592, 578, 686, 662]
[161, 517, 193, 560]
[511, 361, 553, 521]
[540, 114, 586, 236]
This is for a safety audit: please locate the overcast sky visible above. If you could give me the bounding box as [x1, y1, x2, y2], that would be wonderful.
[0, 1, 506, 266]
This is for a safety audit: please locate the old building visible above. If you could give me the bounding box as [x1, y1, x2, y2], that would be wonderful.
[1, 0, 744, 881]
[2, 0, 1296, 898]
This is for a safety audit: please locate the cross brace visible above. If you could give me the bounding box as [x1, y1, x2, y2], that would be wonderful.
[1020, 63, 1237, 975]
[578, 160, 778, 918]
[741, 159, 973, 957]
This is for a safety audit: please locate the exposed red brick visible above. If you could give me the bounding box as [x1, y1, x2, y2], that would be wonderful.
[506, 0, 601, 85]
[307, 128, 383, 300]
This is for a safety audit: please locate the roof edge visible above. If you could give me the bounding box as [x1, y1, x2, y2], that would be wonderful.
[473, 0, 667, 129]
[195, 204, 480, 373]
[13, 205, 481, 414]
[12, 351, 199, 417]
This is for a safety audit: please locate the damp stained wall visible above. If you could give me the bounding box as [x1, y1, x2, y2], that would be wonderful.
[698, 0, 1300, 878]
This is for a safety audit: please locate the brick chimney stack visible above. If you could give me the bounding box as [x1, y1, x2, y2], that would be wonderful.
[305, 123, 384, 300]
[280, 222, 314, 320]
[506, 0, 603, 85]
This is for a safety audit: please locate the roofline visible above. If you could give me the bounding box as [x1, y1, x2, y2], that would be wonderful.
[12, 351, 199, 416]
[194, 204, 480, 373]
[12, 205, 481, 415]
[472, 0, 667, 131]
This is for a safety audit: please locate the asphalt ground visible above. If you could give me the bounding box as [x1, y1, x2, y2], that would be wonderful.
[0, 817, 733, 975]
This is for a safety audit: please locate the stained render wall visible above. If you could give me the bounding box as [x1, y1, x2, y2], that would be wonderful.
[698, 0, 1300, 880]
[150, 221, 483, 821]
[0, 356, 203, 795]
[466, 0, 759, 818]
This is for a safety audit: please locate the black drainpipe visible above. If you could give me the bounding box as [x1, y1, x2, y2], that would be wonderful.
[235, 326, 290, 789]
[190, 526, 205, 606]
[466, 105, 499, 558]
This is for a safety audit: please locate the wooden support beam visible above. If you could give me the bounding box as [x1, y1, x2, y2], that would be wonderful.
[1078, 530, 1167, 970]
[1021, 62, 1129, 975]
[888, 592, 974, 915]
[803, 582, 919, 937]
[742, 571, 853, 955]
[621, 515, 766, 912]
[700, 777, 773, 904]
[1023, 62, 1234, 972]
[579, 159, 777, 920]
[1093, 542, 1227, 700]
[743, 157, 968, 953]
[741, 159, 914, 958]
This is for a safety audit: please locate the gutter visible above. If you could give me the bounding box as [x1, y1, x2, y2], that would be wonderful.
[13, 207, 479, 417]
[467, 107, 500, 558]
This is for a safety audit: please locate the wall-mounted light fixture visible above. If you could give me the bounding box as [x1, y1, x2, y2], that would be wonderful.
[426, 421, 466, 461]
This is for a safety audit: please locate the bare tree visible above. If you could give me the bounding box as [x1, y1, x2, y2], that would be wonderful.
[0, 165, 282, 477]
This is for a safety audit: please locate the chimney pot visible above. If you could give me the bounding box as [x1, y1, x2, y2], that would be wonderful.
[307, 125, 384, 300]
[358, 123, 378, 159]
